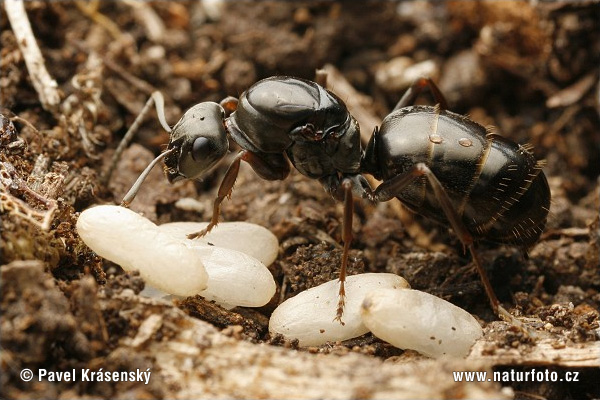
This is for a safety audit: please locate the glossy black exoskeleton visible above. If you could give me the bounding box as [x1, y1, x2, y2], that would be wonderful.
[163, 102, 229, 182]
[162, 76, 364, 194]
[121, 76, 550, 324]
[227, 76, 363, 180]
[360, 78, 550, 320]
[121, 76, 366, 321]
[183, 77, 366, 236]
[363, 105, 550, 247]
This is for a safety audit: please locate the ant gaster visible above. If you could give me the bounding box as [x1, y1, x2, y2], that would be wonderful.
[121, 76, 550, 325]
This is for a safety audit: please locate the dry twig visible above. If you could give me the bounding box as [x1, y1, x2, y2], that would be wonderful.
[123, 0, 166, 42]
[4, 0, 61, 112]
[74, 0, 122, 40]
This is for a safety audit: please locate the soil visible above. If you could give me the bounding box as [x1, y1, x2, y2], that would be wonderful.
[1, 2, 599, 399]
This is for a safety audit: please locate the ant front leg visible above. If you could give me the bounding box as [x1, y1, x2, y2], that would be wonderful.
[187, 150, 291, 239]
[220, 96, 239, 117]
[187, 151, 244, 239]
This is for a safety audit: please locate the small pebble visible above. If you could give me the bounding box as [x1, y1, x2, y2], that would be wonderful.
[269, 273, 410, 346]
[375, 57, 438, 92]
[361, 289, 483, 358]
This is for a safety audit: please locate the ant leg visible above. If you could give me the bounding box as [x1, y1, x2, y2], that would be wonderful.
[187, 150, 290, 239]
[220, 96, 238, 117]
[334, 178, 354, 324]
[187, 151, 244, 239]
[121, 148, 174, 206]
[372, 163, 519, 323]
[320, 174, 373, 323]
[393, 77, 448, 112]
[110, 92, 172, 202]
[315, 69, 328, 87]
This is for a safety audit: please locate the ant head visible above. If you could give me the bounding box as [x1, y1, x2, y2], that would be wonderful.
[164, 102, 229, 182]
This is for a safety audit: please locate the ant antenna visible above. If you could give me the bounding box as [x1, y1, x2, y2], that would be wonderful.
[121, 148, 174, 207]
[152, 91, 171, 133]
[101, 91, 171, 185]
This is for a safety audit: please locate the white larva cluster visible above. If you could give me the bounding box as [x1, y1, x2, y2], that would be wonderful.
[361, 289, 484, 358]
[269, 273, 410, 346]
[76, 205, 209, 296]
[269, 275, 483, 358]
[76, 205, 277, 307]
[159, 221, 278, 266]
[78, 205, 483, 358]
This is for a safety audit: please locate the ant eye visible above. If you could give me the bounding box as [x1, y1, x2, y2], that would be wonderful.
[191, 137, 212, 161]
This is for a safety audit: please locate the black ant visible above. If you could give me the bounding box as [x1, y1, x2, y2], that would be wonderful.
[117, 76, 550, 325]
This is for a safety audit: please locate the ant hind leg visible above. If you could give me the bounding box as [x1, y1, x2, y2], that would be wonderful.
[393, 77, 448, 111]
[370, 163, 531, 329]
